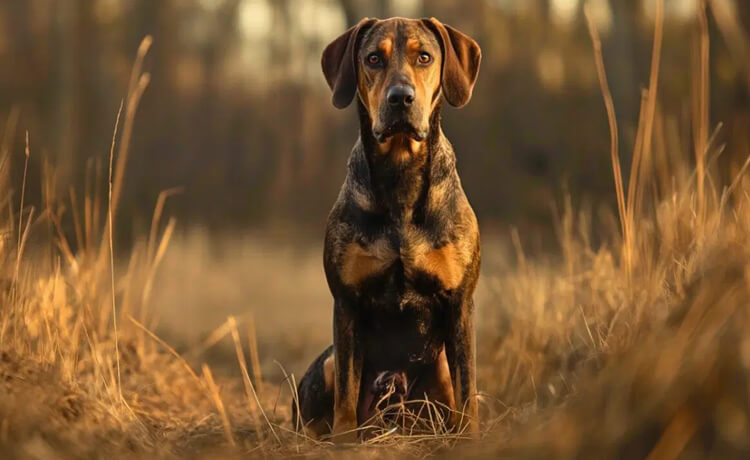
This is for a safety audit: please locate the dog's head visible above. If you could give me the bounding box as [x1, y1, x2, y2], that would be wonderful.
[322, 17, 481, 143]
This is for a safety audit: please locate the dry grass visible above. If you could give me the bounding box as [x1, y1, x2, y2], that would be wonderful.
[2, 4, 750, 457]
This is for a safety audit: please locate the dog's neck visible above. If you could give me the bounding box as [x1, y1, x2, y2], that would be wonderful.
[357, 101, 444, 223]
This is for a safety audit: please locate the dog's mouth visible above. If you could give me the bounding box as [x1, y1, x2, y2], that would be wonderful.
[374, 120, 427, 143]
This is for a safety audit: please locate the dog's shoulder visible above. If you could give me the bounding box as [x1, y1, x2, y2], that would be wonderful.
[323, 139, 379, 287]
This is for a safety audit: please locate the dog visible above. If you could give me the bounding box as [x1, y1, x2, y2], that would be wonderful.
[294, 17, 481, 442]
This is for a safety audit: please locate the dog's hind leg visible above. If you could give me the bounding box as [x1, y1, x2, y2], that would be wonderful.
[293, 345, 335, 438]
[406, 347, 456, 429]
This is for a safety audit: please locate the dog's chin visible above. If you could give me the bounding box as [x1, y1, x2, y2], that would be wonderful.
[373, 122, 427, 144]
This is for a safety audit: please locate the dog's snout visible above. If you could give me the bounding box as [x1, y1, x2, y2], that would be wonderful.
[386, 85, 415, 107]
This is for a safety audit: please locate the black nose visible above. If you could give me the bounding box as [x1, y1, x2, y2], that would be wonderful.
[386, 85, 415, 107]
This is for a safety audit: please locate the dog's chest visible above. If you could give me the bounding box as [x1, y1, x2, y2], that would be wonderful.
[339, 224, 465, 292]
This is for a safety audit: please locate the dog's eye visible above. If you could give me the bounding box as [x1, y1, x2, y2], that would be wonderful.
[418, 52, 432, 65]
[366, 53, 381, 66]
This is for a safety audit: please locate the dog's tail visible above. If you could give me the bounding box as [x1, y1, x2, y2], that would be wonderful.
[292, 345, 335, 436]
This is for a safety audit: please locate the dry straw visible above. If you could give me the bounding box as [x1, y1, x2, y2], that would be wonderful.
[2, 2, 750, 456]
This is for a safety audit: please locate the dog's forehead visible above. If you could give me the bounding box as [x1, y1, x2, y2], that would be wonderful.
[359, 18, 439, 53]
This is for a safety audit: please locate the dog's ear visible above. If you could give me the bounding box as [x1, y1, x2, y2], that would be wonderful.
[321, 18, 377, 109]
[423, 18, 481, 108]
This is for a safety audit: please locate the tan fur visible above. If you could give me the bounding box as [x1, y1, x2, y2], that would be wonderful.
[339, 239, 397, 287]
[339, 224, 476, 291]
[401, 225, 476, 291]
[426, 348, 456, 408]
[332, 411, 357, 442]
[434, 349, 454, 402]
[323, 354, 335, 392]
[415, 243, 465, 290]
[306, 419, 331, 440]
[406, 38, 421, 52]
[380, 37, 393, 59]
[377, 133, 425, 162]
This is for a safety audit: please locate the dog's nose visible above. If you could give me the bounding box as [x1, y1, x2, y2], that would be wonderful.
[386, 85, 415, 107]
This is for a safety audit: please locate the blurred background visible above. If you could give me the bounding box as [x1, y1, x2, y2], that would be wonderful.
[1, 0, 749, 377]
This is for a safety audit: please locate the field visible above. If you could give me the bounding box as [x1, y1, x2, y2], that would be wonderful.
[3, 8, 750, 459]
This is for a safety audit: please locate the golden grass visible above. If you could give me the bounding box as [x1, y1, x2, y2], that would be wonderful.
[2, 5, 750, 457]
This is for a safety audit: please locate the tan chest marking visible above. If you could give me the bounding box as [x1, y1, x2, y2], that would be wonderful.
[339, 227, 476, 290]
[339, 239, 397, 287]
[402, 228, 473, 291]
[411, 243, 465, 290]
[376, 133, 426, 163]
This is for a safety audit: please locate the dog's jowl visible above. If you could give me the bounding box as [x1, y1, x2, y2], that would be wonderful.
[294, 17, 481, 442]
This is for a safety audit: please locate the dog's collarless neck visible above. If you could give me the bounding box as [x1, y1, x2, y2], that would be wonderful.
[355, 102, 447, 221]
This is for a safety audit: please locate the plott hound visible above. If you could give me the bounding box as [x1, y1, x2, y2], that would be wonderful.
[294, 17, 481, 442]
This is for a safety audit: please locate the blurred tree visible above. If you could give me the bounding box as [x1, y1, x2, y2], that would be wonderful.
[338, 0, 359, 26]
[0, 0, 746, 239]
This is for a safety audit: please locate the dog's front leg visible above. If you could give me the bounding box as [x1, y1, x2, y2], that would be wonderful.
[445, 297, 479, 437]
[332, 297, 362, 443]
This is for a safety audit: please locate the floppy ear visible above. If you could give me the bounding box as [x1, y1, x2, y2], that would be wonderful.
[321, 18, 377, 109]
[423, 18, 481, 108]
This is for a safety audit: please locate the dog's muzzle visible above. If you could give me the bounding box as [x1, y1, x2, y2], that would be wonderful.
[373, 84, 427, 143]
[374, 120, 426, 143]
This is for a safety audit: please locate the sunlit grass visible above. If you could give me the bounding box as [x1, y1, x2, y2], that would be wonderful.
[2, 1, 750, 456]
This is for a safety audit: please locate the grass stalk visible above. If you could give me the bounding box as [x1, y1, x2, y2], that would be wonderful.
[584, 3, 629, 274]
[108, 100, 124, 404]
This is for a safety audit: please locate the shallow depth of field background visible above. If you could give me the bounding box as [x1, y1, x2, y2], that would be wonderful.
[2, 0, 750, 456]
[6, 0, 747, 234]
[3, 0, 747, 379]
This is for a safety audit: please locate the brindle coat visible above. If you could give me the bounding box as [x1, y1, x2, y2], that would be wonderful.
[294, 17, 482, 442]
